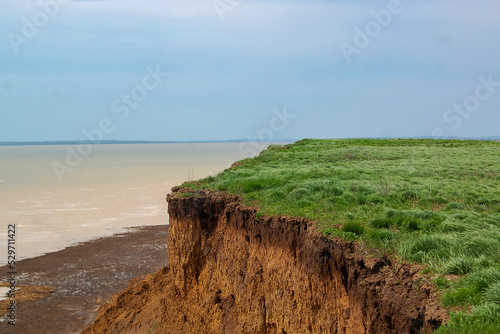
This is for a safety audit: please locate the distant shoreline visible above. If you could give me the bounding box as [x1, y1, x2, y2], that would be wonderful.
[0, 139, 297, 147]
[0, 137, 498, 146]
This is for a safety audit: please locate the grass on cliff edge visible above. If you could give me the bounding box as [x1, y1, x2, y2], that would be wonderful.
[180, 138, 500, 333]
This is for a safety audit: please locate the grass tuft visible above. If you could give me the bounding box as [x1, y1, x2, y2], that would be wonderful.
[342, 221, 365, 236]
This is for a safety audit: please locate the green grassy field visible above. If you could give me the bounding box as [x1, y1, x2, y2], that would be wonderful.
[182, 139, 500, 333]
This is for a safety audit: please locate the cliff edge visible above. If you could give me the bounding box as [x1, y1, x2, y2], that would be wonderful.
[83, 188, 447, 333]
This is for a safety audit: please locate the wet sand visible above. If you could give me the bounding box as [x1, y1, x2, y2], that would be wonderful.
[0, 225, 169, 334]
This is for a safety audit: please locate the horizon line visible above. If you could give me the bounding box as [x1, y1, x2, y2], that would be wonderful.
[0, 139, 300, 147]
[1, 136, 500, 147]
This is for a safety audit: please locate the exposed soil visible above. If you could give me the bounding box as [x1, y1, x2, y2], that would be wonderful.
[84, 190, 448, 334]
[0, 225, 169, 334]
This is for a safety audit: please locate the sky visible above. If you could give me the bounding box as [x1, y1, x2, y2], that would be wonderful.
[1, 0, 500, 142]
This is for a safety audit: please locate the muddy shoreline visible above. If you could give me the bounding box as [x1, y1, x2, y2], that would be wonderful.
[0, 225, 169, 334]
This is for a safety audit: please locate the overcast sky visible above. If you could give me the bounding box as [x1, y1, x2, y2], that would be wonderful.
[1, 0, 499, 142]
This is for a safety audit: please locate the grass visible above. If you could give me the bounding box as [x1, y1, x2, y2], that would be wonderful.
[180, 138, 500, 333]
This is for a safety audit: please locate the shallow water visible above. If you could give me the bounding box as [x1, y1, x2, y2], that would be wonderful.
[0, 142, 256, 265]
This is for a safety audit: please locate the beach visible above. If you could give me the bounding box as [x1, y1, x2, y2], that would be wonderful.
[0, 225, 168, 333]
[0, 142, 255, 330]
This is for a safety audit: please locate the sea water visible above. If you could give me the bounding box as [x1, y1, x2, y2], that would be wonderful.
[0, 142, 257, 265]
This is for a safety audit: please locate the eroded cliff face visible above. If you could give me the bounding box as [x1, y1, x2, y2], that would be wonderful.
[83, 189, 447, 334]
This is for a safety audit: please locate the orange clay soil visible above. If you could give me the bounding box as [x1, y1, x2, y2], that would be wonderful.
[84, 189, 447, 334]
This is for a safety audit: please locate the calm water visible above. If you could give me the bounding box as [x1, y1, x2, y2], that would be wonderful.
[0, 143, 257, 265]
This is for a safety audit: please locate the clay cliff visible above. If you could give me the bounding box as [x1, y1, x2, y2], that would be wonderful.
[83, 188, 447, 333]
